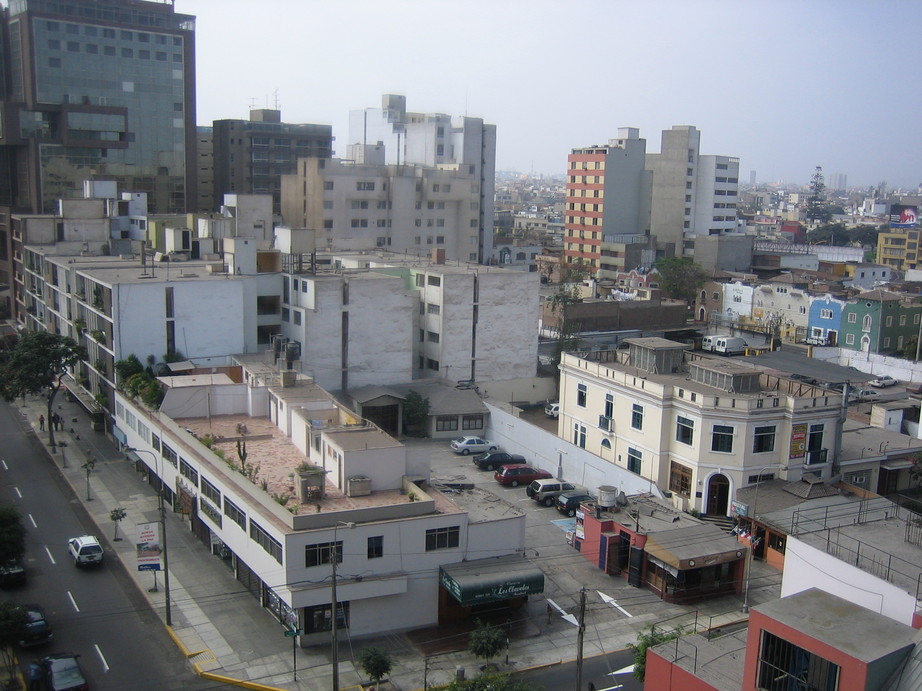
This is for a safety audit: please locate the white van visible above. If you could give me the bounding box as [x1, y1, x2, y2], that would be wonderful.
[714, 337, 748, 355]
[702, 336, 715, 352]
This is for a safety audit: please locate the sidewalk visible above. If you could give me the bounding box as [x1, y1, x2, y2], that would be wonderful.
[16, 392, 783, 691]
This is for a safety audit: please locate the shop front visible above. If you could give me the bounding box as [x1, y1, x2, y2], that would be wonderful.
[438, 555, 544, 623]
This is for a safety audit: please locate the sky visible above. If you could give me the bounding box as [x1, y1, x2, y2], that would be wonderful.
[180, 0, 922, 189]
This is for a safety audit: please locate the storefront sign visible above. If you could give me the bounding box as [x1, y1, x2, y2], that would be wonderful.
[789, 423, 807, 459]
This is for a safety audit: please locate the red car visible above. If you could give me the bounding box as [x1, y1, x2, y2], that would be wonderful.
[494, 464, 553, 487]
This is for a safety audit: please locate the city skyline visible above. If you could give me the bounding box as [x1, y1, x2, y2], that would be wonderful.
[182, 0, 920, 189]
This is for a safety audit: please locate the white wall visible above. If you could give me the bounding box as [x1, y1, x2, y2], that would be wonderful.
[485, 402, 661, 497]
[782, 536, 917, 627]
[813, 346, 922, 383]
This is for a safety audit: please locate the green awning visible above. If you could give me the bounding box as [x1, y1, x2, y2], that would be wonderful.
[440, 555, 544, 606]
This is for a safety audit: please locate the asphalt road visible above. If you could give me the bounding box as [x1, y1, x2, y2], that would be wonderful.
[0, 401, 210, 691]
[514, 649, 642, 691]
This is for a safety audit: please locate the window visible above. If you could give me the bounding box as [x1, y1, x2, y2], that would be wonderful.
[201, 476, 221, 505]
[753, 426, 776, 453]
[304, 602, 348, 634]
[847, 312, 857, 323]
[425, 526, 460, 551]
[863, 314, 872, 330]
[427, 303, 440, 315]
[901, 315, 907, 326]
[676, 416, 694, 445]
[179, 459, 199, 487]
[845, 333, 855, 345]
[886, 316, 893, 327]
[669, 462, 692, 497]
[305, 541, 342, 567]
[627, 448, 642, 474]
[323, 181, 334, 191]
[631, 404, 643, 430]
[250, 520, 282, 563]
[427, 275, 441, 287]
[436, 415, 458, 432]
[757, 631, 839, 691]
[356, 182, 375, 191]
[573, 423, 586, 448]
[161, 443, 177, 467]
[577, 383, 587, 407]
[462, 415, 484, 430]
[711, 425, 733, 453]
[367, 536, 383, 559]
[604, 393, 614, 418]
[820, 309, 833, 319]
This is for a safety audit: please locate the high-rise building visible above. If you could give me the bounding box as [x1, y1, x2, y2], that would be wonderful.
[211, 109, 333, 216]
[0, 0, 197, 313]
[646, 126, 739, 257]
[562, 128, 658, 278]
[195, 126, 214, 213]
[347, 95, 496, 262]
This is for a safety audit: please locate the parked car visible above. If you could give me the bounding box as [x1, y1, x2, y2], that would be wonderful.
[790, 373, 818, 385]
[527, 479, 577, 506]
[869, 375, 898, 388]
[0, 557, 26, 588]
[67, 535, 103, 567]
[473, 452, 525, 471]
[493, 465, 552, 487]
[39, 653, 87, 691]
[19, 605, 52, 647]
[848, 389, 881, 403]
[556, 491, 595, 517]
[544, 402, 560, 419]
[449, 436, 498, 455]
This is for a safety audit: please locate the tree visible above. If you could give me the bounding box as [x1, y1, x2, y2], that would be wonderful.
[444, 674, 537, 691]
[0, 507, 25, 564]
[357, 646, 393, 687]
[468, 620, 506, 667]
[628, 626, 684, 681]
[653, 257, 707, 307]
[0, 331, 86, 449]
[0, 601, 28, 680]
[114, 354, 144, 383]
[403, 390, 430, 436]
[110, 507, 127, 541]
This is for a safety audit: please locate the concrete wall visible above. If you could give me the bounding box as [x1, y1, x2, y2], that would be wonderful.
[485, 402, 660, 497]
[781, 536, 917, 627]
[813, 346, 922, 383]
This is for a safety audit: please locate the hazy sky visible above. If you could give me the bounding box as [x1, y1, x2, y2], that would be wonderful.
[181, 0, 921, 189]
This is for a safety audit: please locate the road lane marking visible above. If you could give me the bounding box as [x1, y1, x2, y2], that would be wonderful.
[1, 460, 7, 470]
[44, 547, 55, 564]
[28, 514, 36, 528]
[94, 644, 109, 673]
[13, 487, 21, 499]
[598, 591, 633, 618]
[67, 591, 80, 612]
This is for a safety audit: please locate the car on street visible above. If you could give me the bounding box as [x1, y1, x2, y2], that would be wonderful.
[493, 464, 553, 487]
[0, 557, 26, 588]
[869, 375, 898, 388]
[848, 388, 882, 403]
[19, 604, 52, 647]
[67, 535, 103, 567]
[556, 491, 595, 517]
[450, 436, 497, 455]
[39, 653, 88, 691]
[472, 452, 525, 471]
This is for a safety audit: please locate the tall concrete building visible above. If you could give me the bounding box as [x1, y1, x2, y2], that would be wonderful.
[347, 94, 496, 263]
[562, 128, 659, 278]
[211, 109, 333, 216]
[646, 126, 739, 257]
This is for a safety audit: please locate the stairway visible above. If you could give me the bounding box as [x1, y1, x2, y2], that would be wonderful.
[698, 513, 736, 533]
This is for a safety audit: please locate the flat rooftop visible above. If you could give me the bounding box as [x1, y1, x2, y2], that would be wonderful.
[650, 629, 748, 691]
[756, 588, 917, 662]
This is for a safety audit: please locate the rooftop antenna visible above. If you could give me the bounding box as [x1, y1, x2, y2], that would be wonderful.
[247, 97, 257, 110]
[273, 88, 280, 111]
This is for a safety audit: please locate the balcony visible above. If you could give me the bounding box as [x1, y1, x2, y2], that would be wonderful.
[598, 415, 613, 433]
[807, 449, 828, 465]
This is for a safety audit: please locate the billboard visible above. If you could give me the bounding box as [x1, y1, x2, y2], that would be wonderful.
[890, 204, 919, 228]
[136, 521, 163, 571]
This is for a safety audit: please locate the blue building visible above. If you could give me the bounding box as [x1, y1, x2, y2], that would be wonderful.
[807, 294, 845, 346]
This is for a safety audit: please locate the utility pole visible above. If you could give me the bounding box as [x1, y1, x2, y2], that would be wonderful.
[575, 587, 586, 691]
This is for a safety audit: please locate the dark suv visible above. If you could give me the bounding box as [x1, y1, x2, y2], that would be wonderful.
[556, 491, 595, 517]
[473, 452, 526, 471]
[494, 465, 552, 487]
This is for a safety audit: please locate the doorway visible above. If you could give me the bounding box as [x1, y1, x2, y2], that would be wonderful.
[706, 474, 730, 515]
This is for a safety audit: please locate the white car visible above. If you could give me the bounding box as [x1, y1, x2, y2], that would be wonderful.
[848, 389, 881, 404]
[450, 436, 498, 455]
[68, 535, 103, 567]
[869, 375, 897, 388]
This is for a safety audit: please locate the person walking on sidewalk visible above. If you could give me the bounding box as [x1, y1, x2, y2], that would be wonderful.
[38, 415, 45, 432]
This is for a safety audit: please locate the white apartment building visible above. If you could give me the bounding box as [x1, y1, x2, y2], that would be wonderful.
[646, 126, 740, 258]
[275, 246, 540, 390]
[280, 155, 484, 263]
[113, 366, 532, 644]
[557, 338, 843, 516]
[721, 280, 756, 323]
[752, 274, 812, 339]
[347, 94, 497, 262]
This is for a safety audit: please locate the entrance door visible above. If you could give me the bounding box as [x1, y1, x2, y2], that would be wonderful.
[706, 474, 730, 515]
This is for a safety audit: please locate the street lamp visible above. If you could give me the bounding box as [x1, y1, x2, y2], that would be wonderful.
[742, 463, 787, 612]
[127, 446, 172, 626]
[331, 520, 355, 691]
